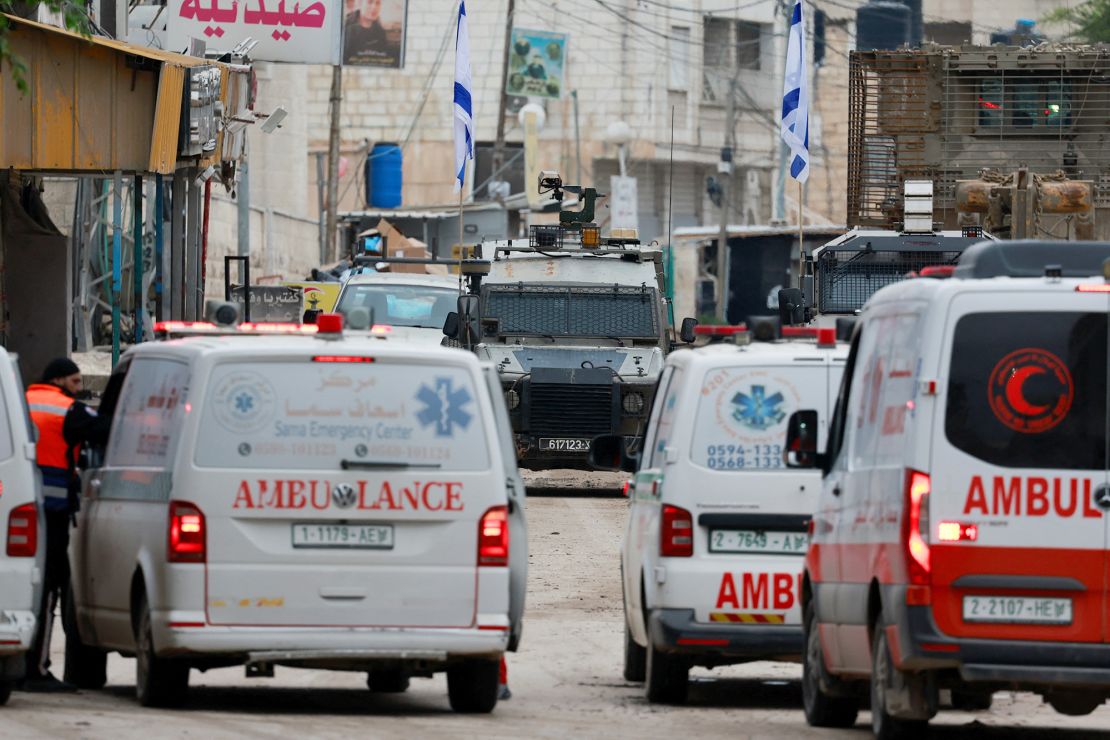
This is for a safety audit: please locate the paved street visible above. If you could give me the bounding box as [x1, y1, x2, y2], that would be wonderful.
[0, 493, 1106, 739]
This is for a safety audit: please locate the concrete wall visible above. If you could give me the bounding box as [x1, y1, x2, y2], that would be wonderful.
[203, 195, 321, 300]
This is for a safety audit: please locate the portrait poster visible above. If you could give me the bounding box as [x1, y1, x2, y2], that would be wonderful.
[343, 0, 407, 68]
[506, 28, 567, 99]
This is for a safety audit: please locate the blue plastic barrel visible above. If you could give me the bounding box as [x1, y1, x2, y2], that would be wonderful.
[367, 143, 403, 208]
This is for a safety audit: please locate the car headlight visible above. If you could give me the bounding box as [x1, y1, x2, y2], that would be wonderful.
[505, 389, 520, 410]
[622, 391, 645, 415]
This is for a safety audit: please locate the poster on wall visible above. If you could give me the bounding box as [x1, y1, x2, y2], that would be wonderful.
[166, 0, 343, 64]
[343, 0, 408, 68]
[506, 28, 567, 99]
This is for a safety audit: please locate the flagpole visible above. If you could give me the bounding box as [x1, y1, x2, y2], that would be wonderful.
[797, 180, 805, 289]
[458, 159, 466, 292]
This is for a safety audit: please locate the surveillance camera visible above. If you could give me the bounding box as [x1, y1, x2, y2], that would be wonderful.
[260, 106, 288, 134]
[538, 170, 562, 193]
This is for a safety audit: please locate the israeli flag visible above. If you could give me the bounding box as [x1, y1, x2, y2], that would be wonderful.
[453, 1, 474, 192]
[780, 0, 810, 183]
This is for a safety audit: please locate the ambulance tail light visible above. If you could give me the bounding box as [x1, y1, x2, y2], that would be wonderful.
[660, 504, 693, 557]
[903, 470, 931, 586]
[937, 521, 978, 542]
[168, 501, 206, 563]
[478, 506, 509, 567]
[6, 503, 37, 557]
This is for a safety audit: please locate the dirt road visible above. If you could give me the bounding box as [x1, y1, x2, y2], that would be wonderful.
[1, 495, 1107, 739]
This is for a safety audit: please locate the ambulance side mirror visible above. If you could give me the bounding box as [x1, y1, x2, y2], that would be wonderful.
[589, 434, 639, 473]
[785, 410, 824, 469]
[679, 317, 698, 344]
[443, 312, 460, 339]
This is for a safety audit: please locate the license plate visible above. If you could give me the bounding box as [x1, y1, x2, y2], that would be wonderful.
[962, 595, 1072, 625]
[538, 438, 591, 452]
[709, 529, 809, 554]
[292, 523, 394, 549]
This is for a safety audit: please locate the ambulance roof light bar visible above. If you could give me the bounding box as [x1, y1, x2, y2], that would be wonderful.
[154, 313, 349, 339]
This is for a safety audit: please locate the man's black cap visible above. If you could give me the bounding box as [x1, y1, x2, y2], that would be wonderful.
[42, 357, 80, 382]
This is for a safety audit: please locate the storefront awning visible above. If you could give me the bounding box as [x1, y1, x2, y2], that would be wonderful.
[0, 14, 229, 174]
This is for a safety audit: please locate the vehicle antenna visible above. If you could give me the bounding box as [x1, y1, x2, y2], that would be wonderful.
[666, 105, 677, 336]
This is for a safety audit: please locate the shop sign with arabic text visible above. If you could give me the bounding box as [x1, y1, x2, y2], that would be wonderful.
[167, 0, 342, 64]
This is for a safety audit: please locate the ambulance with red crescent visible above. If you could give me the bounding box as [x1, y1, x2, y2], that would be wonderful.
[65, 314, 526, 712]
[592, 324, 847, 704]
[788, 240, 1110, 736]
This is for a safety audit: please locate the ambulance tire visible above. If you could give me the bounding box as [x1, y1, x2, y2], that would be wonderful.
[871, 628, 929, 740]
[950, 689, 992, 711]
[1046, 692, 1104, 717]
[447, 658, 499, 713]
[135, 595, 190, 708]
[63, 584, 108, 690]
[0, 679, 11, 706]
[623, 618, 647, 683]
[802, 604, 859, 728]
[367, 670, 410, 693]
[645, 637, 688, 704]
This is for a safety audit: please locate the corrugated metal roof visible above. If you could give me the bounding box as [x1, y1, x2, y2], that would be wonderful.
[0, 14, 227, 174]
[340, 202, 504, 220]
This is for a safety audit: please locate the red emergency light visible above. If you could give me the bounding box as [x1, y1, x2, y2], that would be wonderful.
[693, 323, 749, 336]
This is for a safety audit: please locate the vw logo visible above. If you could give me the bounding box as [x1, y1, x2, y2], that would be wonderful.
[332, 483, 356, 509]
[1094, 484, 1110, 512]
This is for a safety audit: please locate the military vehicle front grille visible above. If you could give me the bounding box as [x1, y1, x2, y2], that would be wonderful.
[528, 384, 613, 437]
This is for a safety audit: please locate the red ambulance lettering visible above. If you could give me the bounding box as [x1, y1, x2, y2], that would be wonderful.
[716, 572, 798, 610]
[963, 476, 1098, 518]
[716, 573, 739, 609]
[235, 479, 464, 511]
[773, 573, 795, 609]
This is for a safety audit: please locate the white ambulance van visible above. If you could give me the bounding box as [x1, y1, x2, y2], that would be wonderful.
[65, 317, 526, 712]
[790, 241, 1110, 736]
[0, 349, 43, 705]
[593, 326, 847, 704]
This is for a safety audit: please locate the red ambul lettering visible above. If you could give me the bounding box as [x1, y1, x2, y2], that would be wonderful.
[233, 479, 465, 512]
[962, 475, 1099, 518]
[715, 572, 802, 610]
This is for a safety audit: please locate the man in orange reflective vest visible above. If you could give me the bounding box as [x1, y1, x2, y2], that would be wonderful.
[22, 358, 105, 692]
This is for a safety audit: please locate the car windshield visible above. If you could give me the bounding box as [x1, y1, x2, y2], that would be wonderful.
[336, 284, 458, 328]
[483, 284, 659, 339]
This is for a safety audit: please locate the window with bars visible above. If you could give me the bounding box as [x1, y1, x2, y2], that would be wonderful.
[484, 286, 660, 338]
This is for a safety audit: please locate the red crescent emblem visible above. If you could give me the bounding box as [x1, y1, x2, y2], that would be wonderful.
[987, 348, 1073, 434]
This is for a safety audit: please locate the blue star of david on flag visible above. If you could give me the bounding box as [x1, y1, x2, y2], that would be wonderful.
[416, 377, 473, 437]
[732, 385, 786, 430]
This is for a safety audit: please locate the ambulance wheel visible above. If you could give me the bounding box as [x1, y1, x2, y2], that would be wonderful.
[802, 603, 859, 728]
[447, 658, 499, 713]
[63, 584, 107, 690]
[950, 689, 993, 711]
[367, 669, 410, 693]
[0, 679, 11, 705]
[135, 595, 189, 708]
[623, 617, 646, 682]
[871, 628, 929, 740]
[1046, 692, 1104, 716]
[645, 638, 687, 704]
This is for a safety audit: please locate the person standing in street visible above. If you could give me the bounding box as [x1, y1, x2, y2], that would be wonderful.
[21, 358, 106, 692]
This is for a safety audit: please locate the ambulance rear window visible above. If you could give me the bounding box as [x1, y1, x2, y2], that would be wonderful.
[945, 311, 1106, 470]
[194, 361, 490, 471]
[691, 366, 825, 471]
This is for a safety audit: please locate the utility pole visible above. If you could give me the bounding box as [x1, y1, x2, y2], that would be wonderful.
[492, 0, 516, 189]
[324, 64, 343, 261]
[716, 73, 738, 323]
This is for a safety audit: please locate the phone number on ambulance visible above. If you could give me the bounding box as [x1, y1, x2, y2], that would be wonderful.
[704, 444, 783, 470]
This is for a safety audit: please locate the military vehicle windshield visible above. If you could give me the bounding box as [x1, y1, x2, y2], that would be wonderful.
[483, 284, 660, 339]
